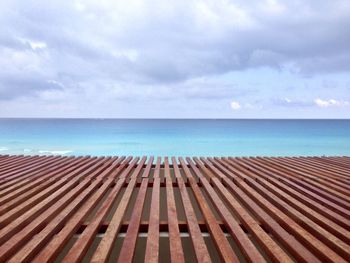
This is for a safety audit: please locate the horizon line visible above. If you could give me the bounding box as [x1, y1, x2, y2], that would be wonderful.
[0, 117, 350, 120]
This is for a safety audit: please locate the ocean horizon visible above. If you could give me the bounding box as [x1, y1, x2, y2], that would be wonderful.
[1, 118, 350, 157]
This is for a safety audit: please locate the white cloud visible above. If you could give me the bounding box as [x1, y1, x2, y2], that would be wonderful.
[314, 98, 350, 108]
[28, 41, 47, 50]
[230, 101, 241, 110]
[1, 0, 350, 118]
[17, 38, 47, 50]
[230, 101, 263, 111]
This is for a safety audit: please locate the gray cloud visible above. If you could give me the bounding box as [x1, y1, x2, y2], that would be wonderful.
[0, 73, 64, 100]
[0, 0, 350, 108]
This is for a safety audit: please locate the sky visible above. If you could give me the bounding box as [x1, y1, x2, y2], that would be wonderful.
[0, 0, 350, 118]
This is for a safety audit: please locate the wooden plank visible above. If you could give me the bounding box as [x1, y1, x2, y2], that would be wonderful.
[145, 157, 161, 263]
[0, 156, 64, 192]
[171, 157, 211, 263]
[9, 177, 113, 263]
[164, 157, 185, 263]
[0, 158, 71, 202]
[233, 158, 350, 255]
[277, 157, 350, 190]
[0, 156, 83, 210]
[179, 157, 243, 263]
[245, 157, 350, 230]
[31, 157, 129, 263]
[0, 155, 348, 262]
[251, 157, 350, 220]
[91, 156, 147, 263]
[315, 157, 350, 170]
[0, 155, 18, 166]
[0, 155, 39, 175]
[0, 155, 45, 177]
[0, 157, 103, 228]
[216, 157, 347, 263]
[44, 157, 132, 263]
[207, 157, 322, 263]
[118, 157, 154, 262]
[263, 157, 350, 201]
[293, 157, 350, 180]
[0, 164, 112, 262]
[256, 157, 350, 211]
[79, 220, 227, 233]
[297, 156, 350, 174]
[0, 156, 61, 182]
[193, 158, 291, 262]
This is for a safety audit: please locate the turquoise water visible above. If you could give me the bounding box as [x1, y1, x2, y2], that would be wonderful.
[0, 119, 349, 156]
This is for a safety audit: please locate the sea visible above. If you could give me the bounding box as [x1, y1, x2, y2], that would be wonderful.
[0, 119, 349, 157]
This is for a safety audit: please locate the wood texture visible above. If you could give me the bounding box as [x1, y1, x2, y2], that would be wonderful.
[0, 154, 349, 262]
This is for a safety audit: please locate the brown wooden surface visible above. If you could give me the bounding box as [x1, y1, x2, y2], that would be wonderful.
[0, 155, 349, 262]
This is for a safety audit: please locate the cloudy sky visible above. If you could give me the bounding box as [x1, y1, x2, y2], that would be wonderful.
[0, 0, 350, 118]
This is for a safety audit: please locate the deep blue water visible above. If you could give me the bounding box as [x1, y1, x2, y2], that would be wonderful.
[0, 119, 349, 156]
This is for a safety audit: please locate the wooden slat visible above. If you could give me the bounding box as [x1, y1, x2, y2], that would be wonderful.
[315, 157, 350, 170]
[292, 157, 350, 180]
[209, 157, 324, 262]
[264, 158, 350, 201]
[244, 157, 350, 230]
[193, 157, 294, 263]
[30, 157, 128, 263]
[179, 157, 243, 263]
[0, 154, 348, 263]
[117, 157, 154, 262]
[251, 157, 350, 220]
[256, 157, 350, 211]
[58, 157, 131, 263]
[9, 176, 113, 263]
[274, 157, 350, 191]
[0, 156, 64, 193]
[0, 156, 84, 210]
[0, 155, 39, 176]
[0, 157, 117, 261]
[91, 156, 146, 263]
[171, 157, 211, 263]
[144, 157, 161, 263]
[0, 155, 47, 178]
[0, 157, 101, 228]
[232, 158, 350, 257]
[217, 157, 347, 263]
[0, 155, 61, 182]
[164, 157, 185, 263]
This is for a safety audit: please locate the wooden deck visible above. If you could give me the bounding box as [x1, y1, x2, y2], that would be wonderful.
[0, 155, 349, 262]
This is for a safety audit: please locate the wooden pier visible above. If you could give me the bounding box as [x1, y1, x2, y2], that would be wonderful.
[0, 155, 349, 262]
